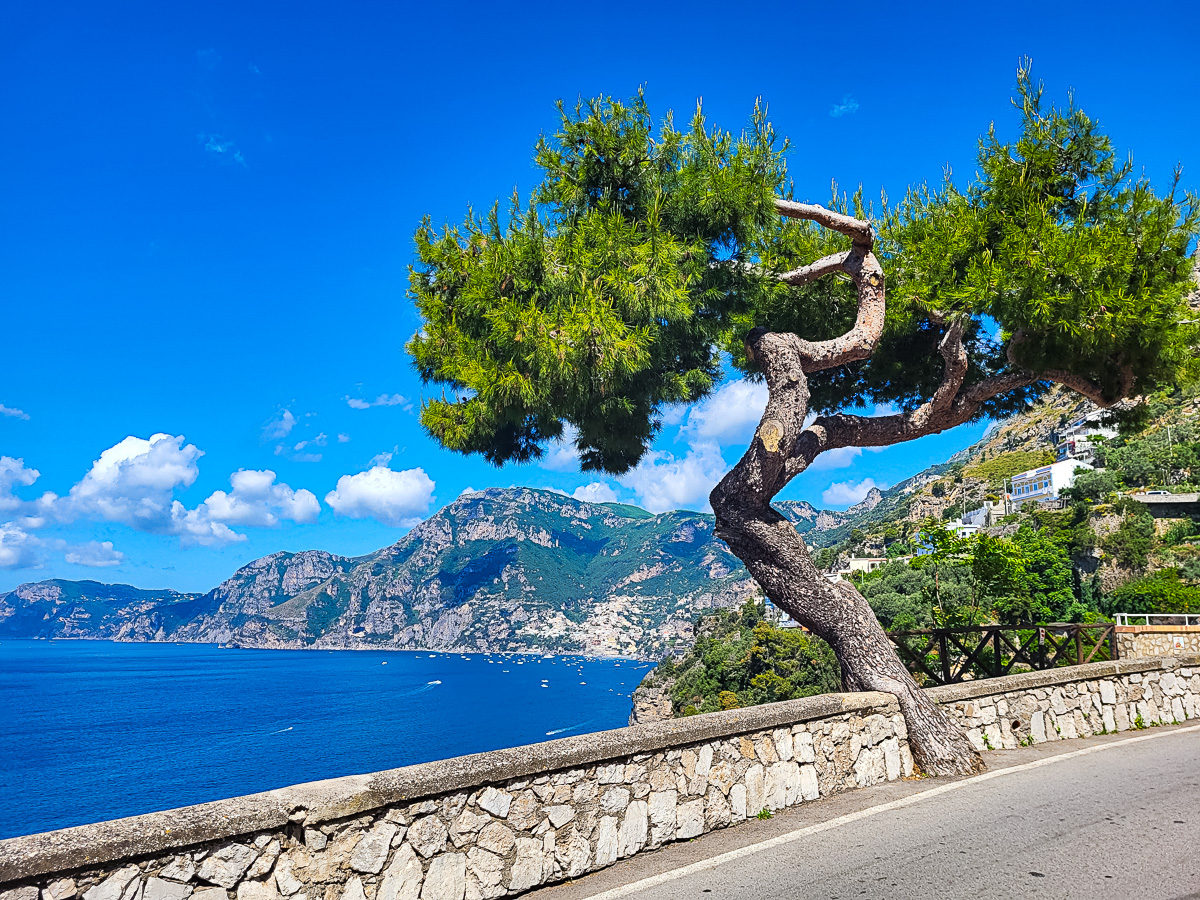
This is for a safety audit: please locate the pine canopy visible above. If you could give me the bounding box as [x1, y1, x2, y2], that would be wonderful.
[407, 68, 1198, 475]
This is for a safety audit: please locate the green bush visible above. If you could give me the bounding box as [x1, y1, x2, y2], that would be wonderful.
[1106, 570, 1200, 615]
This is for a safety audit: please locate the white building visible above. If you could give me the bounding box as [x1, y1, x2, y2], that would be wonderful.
[834, 556, 912, 578]
[1055, 411, 1118, 464]
[1008, 459, 1094, 509]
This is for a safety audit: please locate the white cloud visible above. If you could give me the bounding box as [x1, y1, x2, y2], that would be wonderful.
[264, 410, 296, 440]
[807, 446, 863, 472]
[821, 477, 879, 507]
[337, 433, 351, 443]
[541, 426, 580, 472]
[65, 540, 124, 568]
[0, 404, 29, 420]
[43, 434, 204, 534]
[294, 432, 328, 451]
[572, 482, 619, 504]
[620, 442, 727, 513]
[0, 522, 44, 569]
[325, 466, 435, 527]
[191, 469, 320, 532]
[346, 394, 411, 411]
[0, 457, 40, 513]
[829, 95, 860, 118]
[368, 449, 397, 468]
[682, 379, 769, 446]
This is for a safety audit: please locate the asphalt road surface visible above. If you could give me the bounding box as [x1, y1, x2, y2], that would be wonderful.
[528, 724, 1200, 900]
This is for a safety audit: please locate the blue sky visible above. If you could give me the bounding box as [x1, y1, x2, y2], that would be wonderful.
[1, 0, 1196, 592]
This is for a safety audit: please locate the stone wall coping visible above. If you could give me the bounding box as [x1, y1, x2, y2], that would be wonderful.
[1115, 625, 1200, 634]
[924, 654, 1200, 704]
[0, 691, 898, 885]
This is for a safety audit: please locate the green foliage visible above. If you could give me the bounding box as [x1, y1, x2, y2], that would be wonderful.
[1106, 570, 1200, 615]
[666, 601, 841, 714]
[407, 70, 1199, 472]
[1060, 469, 1119, 503]
[964, 450, 1055, 486]
[1101, 501, 1155, 569]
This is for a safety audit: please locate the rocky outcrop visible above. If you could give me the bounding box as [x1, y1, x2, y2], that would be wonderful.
[627, 682, 673, 725]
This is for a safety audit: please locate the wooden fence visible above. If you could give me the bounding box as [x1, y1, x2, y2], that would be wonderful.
[886, 623, 1118, 687]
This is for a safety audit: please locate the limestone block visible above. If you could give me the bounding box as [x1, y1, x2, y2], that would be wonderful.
[1102, 707, 1116, 733]
[86, 868, 142, 900]
[507, 840, 543, 892]
[476, 788, 511, 819]
[597, 764, 625, 784]
[337, 881, 364, 900]
[694, 744, 713, 778]
[754, 737, 779, 764]
[377, 845, 424, 900]
[272, 860, 301, 899]
[420, 855, 466, 900]
[763, 762, 788, 810]
[866, 715, 890, 748]
[882, 738, 901, 781]
[466, 849, 502, 889]
[593, 817, 620, 867]
[408, 817, 449, 859]
[44, 881, 78, 900]
[744, 763, 766, 817]
[619, 801, 649, 857]
[247, 843, 281, 881]
[676, 799, 704, 840]
[506, 793, 541, 830]
[1050, 689, 1067, 715]
[899, 745, 914, 779]
[623, 763, 646, 785]
[475, 822, 515, 856]
[965, 729, 985, 753]
[729, 783, 748, 821]
[1030, 711, 1046, 743]
[793, 731, 816, 764]
[573, 779, 599, 803]
[556, 832, 591, 879]
[235, 881, 279, 900]
[4, 889, 39, 900]
[601, 787, 631, 813]
[542, 805, 573, 828]
[706, 760, 735, 795]
[854, 747, 885, 787]
[142, 880, 190, 900]
[1172, 696, 1186, 723]
[648, 789, 677, 844]
[738, 737, 756, 759]
[303, 830, 327, 852]
[449, 810, 491, 849]
[189, 891, 224, 900]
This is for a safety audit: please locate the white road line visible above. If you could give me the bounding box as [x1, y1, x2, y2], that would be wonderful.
[576, 725, 1200, 900]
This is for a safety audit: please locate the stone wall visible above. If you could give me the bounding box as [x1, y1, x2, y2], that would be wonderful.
[2, 656, 1198, 900]
[1114, 625, 1200, 659]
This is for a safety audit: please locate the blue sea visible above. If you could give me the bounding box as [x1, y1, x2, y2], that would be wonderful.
[0, 640, 649, 840]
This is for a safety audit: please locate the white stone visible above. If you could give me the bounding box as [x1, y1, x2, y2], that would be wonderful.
[338, 879, 365, 900]
[158, 859, 195, 886]
[466, 849, 503, 888]
[744, 763, 766, 817]
[142, 880, 190, 900]
[350, 822, 397, 874]
[601, 787, 631, 813]
[273, 860, 301, 899]
[408, 816, 449, 859]
[792, 731, 816, 764]
[378, 844, 424, 900]
[235, 881, 278, 900]
[5, 889, 39, 900]
[773, 728, 793, 762]
[303, 829, 327, 851]
[899, 744, 914, 778]
[883, 738, 901, 781]
[199, 845, 259, 890]
[1099, 680, 1117, 705]
[1030, 711, 1046, 743]
[594, 817, 620, 866]
[764, 762, 789, 810]
[190, 891, 224, 900]
[477, 788, 511, 818]
[557, 832, 591, 878]
[730, 784, 747, 821]
[676, 799, 704, 839]
[421, 855, 466, 900]
[648, 789, 677, 843]
[597, 764, 625, 784]
[44, 881, 77, 900]
[619, 800, 649, 857]
[1102, 707, 1116, 733]
[694, 745, 713, 778]
[509, 839, 544, 892]
[85, 868, 141, 900]
[247, 843, 280, 881]
[544, 805, 575, 828]
[799, 765, 819, 802]
[475, 822, 515, 856]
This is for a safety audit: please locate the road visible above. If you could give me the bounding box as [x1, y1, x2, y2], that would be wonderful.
[528, 724, 1200, 900]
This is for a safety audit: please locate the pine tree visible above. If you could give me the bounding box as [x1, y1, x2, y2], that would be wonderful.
[406, 64, 1198, 774]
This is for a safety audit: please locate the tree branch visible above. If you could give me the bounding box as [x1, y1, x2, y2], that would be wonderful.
[774, 200, 875, 246]
[777, 251, 851, 285]
[1005, 330, 1134, 407]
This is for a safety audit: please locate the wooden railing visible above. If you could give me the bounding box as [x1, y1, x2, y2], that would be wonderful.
[886, 623, 1118, 687]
